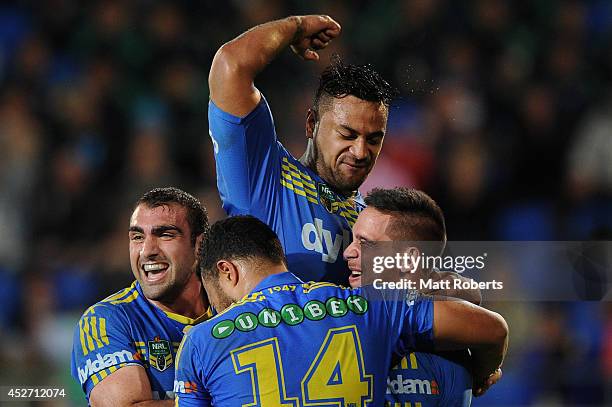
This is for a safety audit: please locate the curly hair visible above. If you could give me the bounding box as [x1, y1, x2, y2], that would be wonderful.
[314, 55, 397, 113]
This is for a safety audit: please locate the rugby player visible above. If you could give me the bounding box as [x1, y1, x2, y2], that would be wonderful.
[208, 14, 396, 284]
[174, 216, 508, 406]
[345, 187, 486, 405]
[71, 187, 212, 406]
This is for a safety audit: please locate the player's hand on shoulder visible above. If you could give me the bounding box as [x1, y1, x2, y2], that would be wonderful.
[289, 15, 341, 61]
[473, 368, 502, 397]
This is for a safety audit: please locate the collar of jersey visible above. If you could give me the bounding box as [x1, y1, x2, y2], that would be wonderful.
[161, 307, 213, 325]
[251, 271, 303, 292]
[134, 281, 213, 325]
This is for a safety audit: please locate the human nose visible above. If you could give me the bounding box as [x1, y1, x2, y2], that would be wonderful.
[141, 235, 160, 258]
[344, 240, 359, 261]
[349, 138, 368, 161]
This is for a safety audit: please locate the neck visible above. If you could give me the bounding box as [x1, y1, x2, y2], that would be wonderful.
[241, 262, 289, 297]
[149, 274, 208, 319]
[298, 144, 316, 172]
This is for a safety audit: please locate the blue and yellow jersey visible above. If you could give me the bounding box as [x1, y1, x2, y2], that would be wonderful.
[174, 272, 434, 406]
[209, 96, 365, 285]
[70, 281, 211, 402]
[385, 351, 472, 407]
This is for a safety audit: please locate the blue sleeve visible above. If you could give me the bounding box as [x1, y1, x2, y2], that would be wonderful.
[70, 305, 143, 399]
[175, 333, 211, 406]
[208, 96, 282, 220]
[437, 357, 473, 406]
[385, 290, 434, 355]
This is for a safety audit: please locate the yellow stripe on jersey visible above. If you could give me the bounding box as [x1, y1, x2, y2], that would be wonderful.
[99, 317, 109, 345]
[102, 284, 135, 303]
[79, 318, 89, 355]
[90, 317, 104, 348]
[400, 356, 408, 369]
[302, 282, 341, 293]
[280, 179, 318, 204]
[409, 353, 418, 369]
[83, 318, 95, 352]
[110, 290, 139, 305]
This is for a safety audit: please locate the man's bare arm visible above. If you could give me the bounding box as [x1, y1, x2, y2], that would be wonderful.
[433, 300, 509, 396]
[209, 15, 341, 117]
[89, 365, 173, 407]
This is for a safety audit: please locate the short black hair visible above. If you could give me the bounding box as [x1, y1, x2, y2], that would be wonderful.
[365, 188, 446, 251]
[136, 187, 208, 245]
[314, 55, 397, 113]
[198, 215, 287, 279]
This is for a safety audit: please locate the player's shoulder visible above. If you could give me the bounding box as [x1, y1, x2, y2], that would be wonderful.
[77, 282, 141, 322]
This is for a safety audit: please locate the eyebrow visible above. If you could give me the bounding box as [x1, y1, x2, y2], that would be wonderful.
[128, 225, 183, 235]
[339, 124, 384, 139]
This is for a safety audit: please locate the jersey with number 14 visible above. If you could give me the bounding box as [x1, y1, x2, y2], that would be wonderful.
[174, 272, 434, 406]
[209, 96, 365, 285]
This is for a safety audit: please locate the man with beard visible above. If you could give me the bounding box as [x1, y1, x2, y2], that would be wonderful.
[71, 187, 212, 406]
[208, 15, 396, 284]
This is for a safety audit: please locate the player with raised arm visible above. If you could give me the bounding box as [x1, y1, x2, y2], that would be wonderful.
[208, 15, 397, 284]
[174, 216, 508, 406]
[71, 188, 211, 406]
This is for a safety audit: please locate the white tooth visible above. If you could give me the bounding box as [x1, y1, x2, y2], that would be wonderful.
[143, 263, 167, 272]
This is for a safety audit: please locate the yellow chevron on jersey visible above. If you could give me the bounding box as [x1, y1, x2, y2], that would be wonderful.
[281, 157, 318, 204]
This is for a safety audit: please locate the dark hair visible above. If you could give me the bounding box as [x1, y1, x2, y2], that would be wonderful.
[365, 188, 446, 251]
[136, 187, 208, 245]
[314, 55, 397, 113]
[198, 215, 287, 279]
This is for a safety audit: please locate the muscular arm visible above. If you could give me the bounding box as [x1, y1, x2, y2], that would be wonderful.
[209, 15, 341, 116]
[433, 300, 508, 396]
[89, 365, 173, 407]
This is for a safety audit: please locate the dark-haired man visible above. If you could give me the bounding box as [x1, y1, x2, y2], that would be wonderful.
[71, 187, 212, 406]
[208, 15, 396, 284]
[345, 188, 489, 405]
[174, 215, 508, 406]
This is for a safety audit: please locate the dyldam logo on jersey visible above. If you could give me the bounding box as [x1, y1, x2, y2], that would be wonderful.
[77, 350, 135, 384]
[387, 374, 439, 396]
[301, 218, 350, 263]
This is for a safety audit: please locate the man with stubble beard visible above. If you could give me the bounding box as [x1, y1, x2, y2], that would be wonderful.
[71, 187, 212, 406]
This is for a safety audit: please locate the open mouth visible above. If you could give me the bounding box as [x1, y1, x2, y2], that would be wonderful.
[141, 262, 169, 283]
[348, 270, 362, 287]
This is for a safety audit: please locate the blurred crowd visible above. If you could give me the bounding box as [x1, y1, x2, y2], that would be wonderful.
[0, 0, 610, 405]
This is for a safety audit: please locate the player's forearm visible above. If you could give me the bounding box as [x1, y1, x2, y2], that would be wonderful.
[209, 16, 300, 112]
[213, 16, 300, 82]
[433, 300, 508, 356]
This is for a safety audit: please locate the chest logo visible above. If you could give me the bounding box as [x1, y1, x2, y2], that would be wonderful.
[317, 183, 338, 213]
[148, 337, 172, 372]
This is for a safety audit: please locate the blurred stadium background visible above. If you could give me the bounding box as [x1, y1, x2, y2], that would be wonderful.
[0, 0, 610, 405]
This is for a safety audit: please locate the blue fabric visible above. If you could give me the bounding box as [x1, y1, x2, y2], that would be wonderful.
[175, 272, 434, 406]
[209, 97, 365, 285]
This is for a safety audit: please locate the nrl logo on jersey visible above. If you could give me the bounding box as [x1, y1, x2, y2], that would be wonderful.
[148, 337, 172, 372]
[317, 182, 339, 213]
